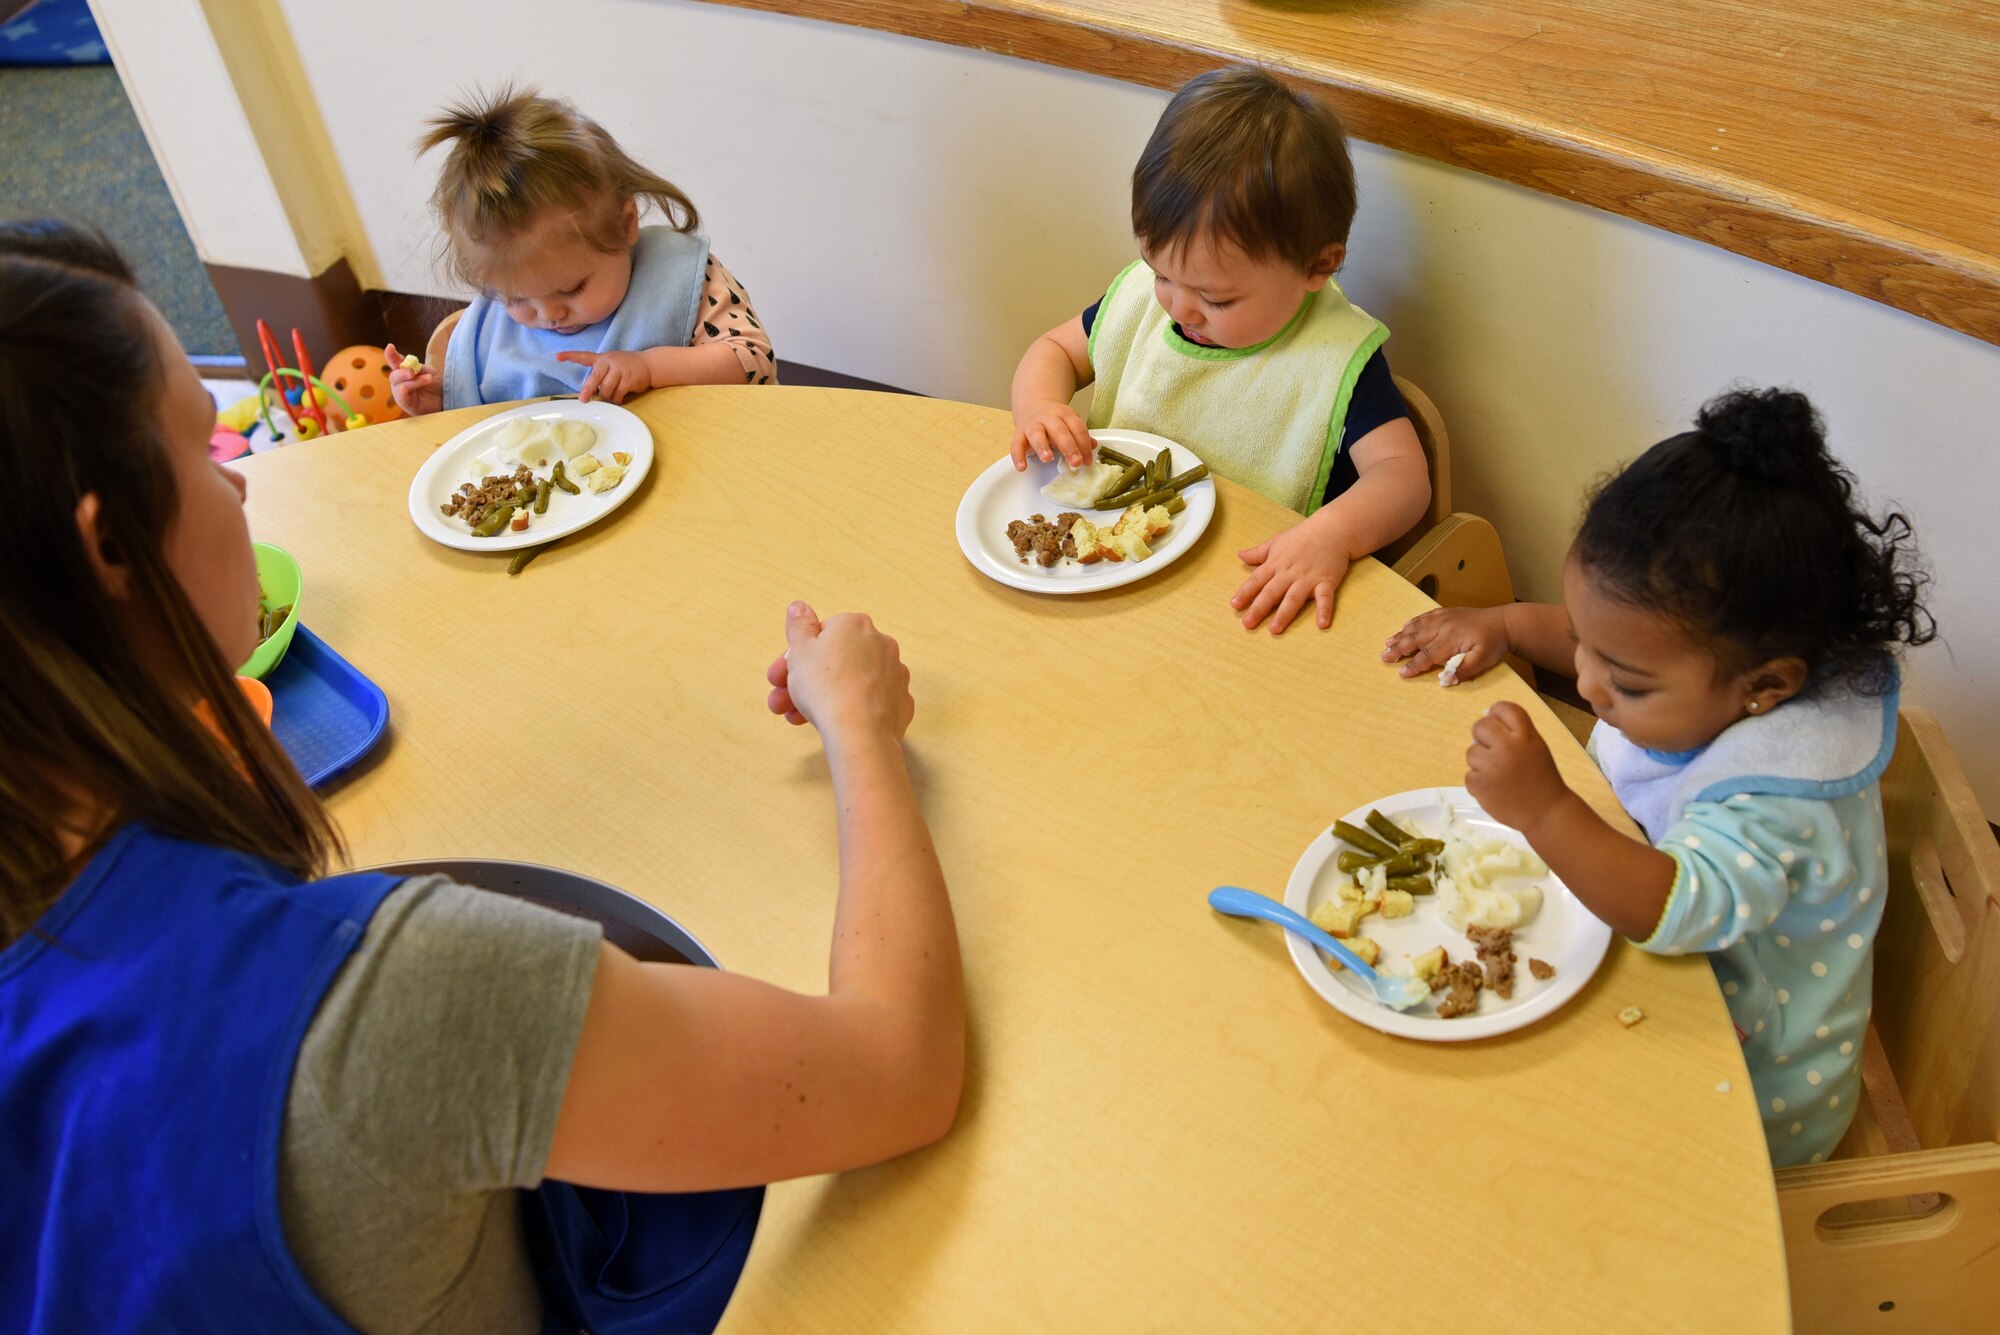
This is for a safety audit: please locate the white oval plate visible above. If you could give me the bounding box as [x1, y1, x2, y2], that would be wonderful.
[1282, 787, 1613, 1041]
[407, 400, 653, 553]
[954, 429, 1216, 594]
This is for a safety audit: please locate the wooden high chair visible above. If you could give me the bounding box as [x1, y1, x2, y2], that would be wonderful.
[1773, 707, 2000, 1331]
[424, 308, 465, 374]
[1379, 375, 1532, 684]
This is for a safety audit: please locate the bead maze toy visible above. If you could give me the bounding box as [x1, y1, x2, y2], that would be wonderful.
[246, 320, 388, 446]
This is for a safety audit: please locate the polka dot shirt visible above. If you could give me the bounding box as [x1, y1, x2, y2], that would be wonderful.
[1640, 787, 1887, 1166]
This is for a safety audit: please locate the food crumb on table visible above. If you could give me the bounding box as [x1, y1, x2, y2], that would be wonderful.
[1716, 1080, 1732, 1094]
[1618, 1005, 1646, 1028]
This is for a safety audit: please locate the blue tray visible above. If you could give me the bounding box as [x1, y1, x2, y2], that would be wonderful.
[266, 624, 389, 788]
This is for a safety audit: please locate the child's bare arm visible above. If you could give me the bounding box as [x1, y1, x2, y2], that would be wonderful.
[1009, 316, 1094, 469]
[1467, 702, 1673, 939]
[1385, 602, 1578, 683]
[1232, 418, 1430, 634]
[554, 344, 747, 403]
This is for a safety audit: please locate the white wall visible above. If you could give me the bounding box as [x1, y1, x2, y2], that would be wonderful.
[89, 0, 314, 277]
[136, 0, 2000, 806]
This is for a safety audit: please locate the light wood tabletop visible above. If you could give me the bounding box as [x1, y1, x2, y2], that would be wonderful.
[705, 0, 2000, 348]
[239, 387, 1790, 1331]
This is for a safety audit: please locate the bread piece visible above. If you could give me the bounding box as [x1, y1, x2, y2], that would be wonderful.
[1380, 889, 1415, 919]
[1411, 945, 1448, 982]
[1106, 506, 1152, 562]
[1311, 900, 1368, 939]
[1068, 516, 1119, 563]
[1322, 934, 1381, 972]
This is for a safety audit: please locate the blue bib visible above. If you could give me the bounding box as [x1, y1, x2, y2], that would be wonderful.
[0, 826, 400, 1332]
[445, 227, 711, 408]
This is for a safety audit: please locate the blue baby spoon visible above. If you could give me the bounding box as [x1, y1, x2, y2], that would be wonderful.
[1208, 885, 1432, 1011]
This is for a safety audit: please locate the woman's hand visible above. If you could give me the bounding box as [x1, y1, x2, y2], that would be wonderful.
[555, 349, 652, 404]
[1383, 606, 1511, 684]
[384, 343, 441, 416]
[1231, 518, 1353, 634]
[1466, 702, 1568, 833]
[765, 602, 914, 742]
[1009, 400, 1094, 470]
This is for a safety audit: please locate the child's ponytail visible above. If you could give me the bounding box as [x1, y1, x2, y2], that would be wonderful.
[421, 85, 698, 290]
[1574, 387, 1934, 694]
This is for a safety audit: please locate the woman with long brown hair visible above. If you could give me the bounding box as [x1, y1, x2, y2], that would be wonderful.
[0, 221, 963, 1333]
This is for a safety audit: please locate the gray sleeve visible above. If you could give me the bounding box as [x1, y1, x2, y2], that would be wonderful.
[278, 877, 600, 1331]
[287, 874, 602, 1194]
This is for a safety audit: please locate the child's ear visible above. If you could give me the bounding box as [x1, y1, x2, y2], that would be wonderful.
[1304, 242, 1346, 291]
[620, 197, 640, 245]
[73, 492, 132, 600]
[1743, 657, 1809, 717]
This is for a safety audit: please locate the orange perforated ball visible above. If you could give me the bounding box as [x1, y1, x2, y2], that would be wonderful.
[325, 345, 405, 426]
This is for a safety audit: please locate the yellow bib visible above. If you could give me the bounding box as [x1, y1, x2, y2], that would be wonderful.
[1086, 260, 1387, 514]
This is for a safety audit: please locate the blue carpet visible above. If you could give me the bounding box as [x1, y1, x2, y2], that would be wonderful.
[0, 64, 237, 354]
[0, 0, 107, 66]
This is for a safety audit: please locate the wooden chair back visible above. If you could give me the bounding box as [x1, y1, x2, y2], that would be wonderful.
[1377, 374, 1451, 567]
[424, 308, 464, 375]
[1872, 707, 2000, 1147]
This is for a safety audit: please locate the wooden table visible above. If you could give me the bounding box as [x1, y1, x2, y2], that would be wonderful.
[706, 0, 2000, 347]
[240, 387, 1789, 1331]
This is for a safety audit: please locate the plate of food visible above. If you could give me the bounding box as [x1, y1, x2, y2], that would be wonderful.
[407, 400, 652, 552]
[1281, 787, 1613, 1041]
[954, 429, 1216, 594]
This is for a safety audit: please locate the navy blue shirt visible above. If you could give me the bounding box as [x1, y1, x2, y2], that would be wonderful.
[1081, 298, 1407, 507]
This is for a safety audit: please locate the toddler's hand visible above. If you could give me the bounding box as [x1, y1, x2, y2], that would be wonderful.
[1232, 522, 1351, 634]
[384, 343, 441, 416]
[1466, 702, 1567, 832]
[1009, 401, 1094, 470]
[765, 601, 915, 743]
[557, 349, 652, 404]
[1383, 606, 1510, 684]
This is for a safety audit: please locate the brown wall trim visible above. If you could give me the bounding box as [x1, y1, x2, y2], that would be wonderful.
[205, 259, 455, 377]
[696, 0, 2000, 349]
[204, 260, 913, 395]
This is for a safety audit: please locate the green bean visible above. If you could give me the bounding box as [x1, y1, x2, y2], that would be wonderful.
[1163, 464, 1210, 491]
[1165, 495, 1186, 515]
[507, 542, 552, 576]
[550, 460, 580, 495]
[1365, 809, 1420, 848]
[1094, 444, 1135, 468]
[1157, 447, 1171, 482]
[1332, 819, 1397, 859]
[472, 503, 514, 538]
[1386, 874, 1435, 895]
[1122, 488, 1178, 511]
[1335, 850, 1389, 874]
[532, 479, 551, 514]
[1095, 461, 1145, 506]
[1404, 838, 1445, 857]
[1094, 484, 1151, 510]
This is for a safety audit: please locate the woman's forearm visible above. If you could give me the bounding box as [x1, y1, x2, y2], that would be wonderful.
[822, 729, 963, 1127]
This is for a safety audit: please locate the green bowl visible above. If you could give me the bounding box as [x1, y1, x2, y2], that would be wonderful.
[238, 542, 302, 680]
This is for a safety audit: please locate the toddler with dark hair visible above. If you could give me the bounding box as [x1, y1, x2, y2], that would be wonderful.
[1007, 66, 1430, 635]
[1386, 388, 1934, 1165]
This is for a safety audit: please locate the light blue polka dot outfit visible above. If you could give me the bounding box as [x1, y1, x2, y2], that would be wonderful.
[1590, 678, 1899, 1167]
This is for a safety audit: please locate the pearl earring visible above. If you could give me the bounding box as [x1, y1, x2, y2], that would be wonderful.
[1747, 701, 1761, 713]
